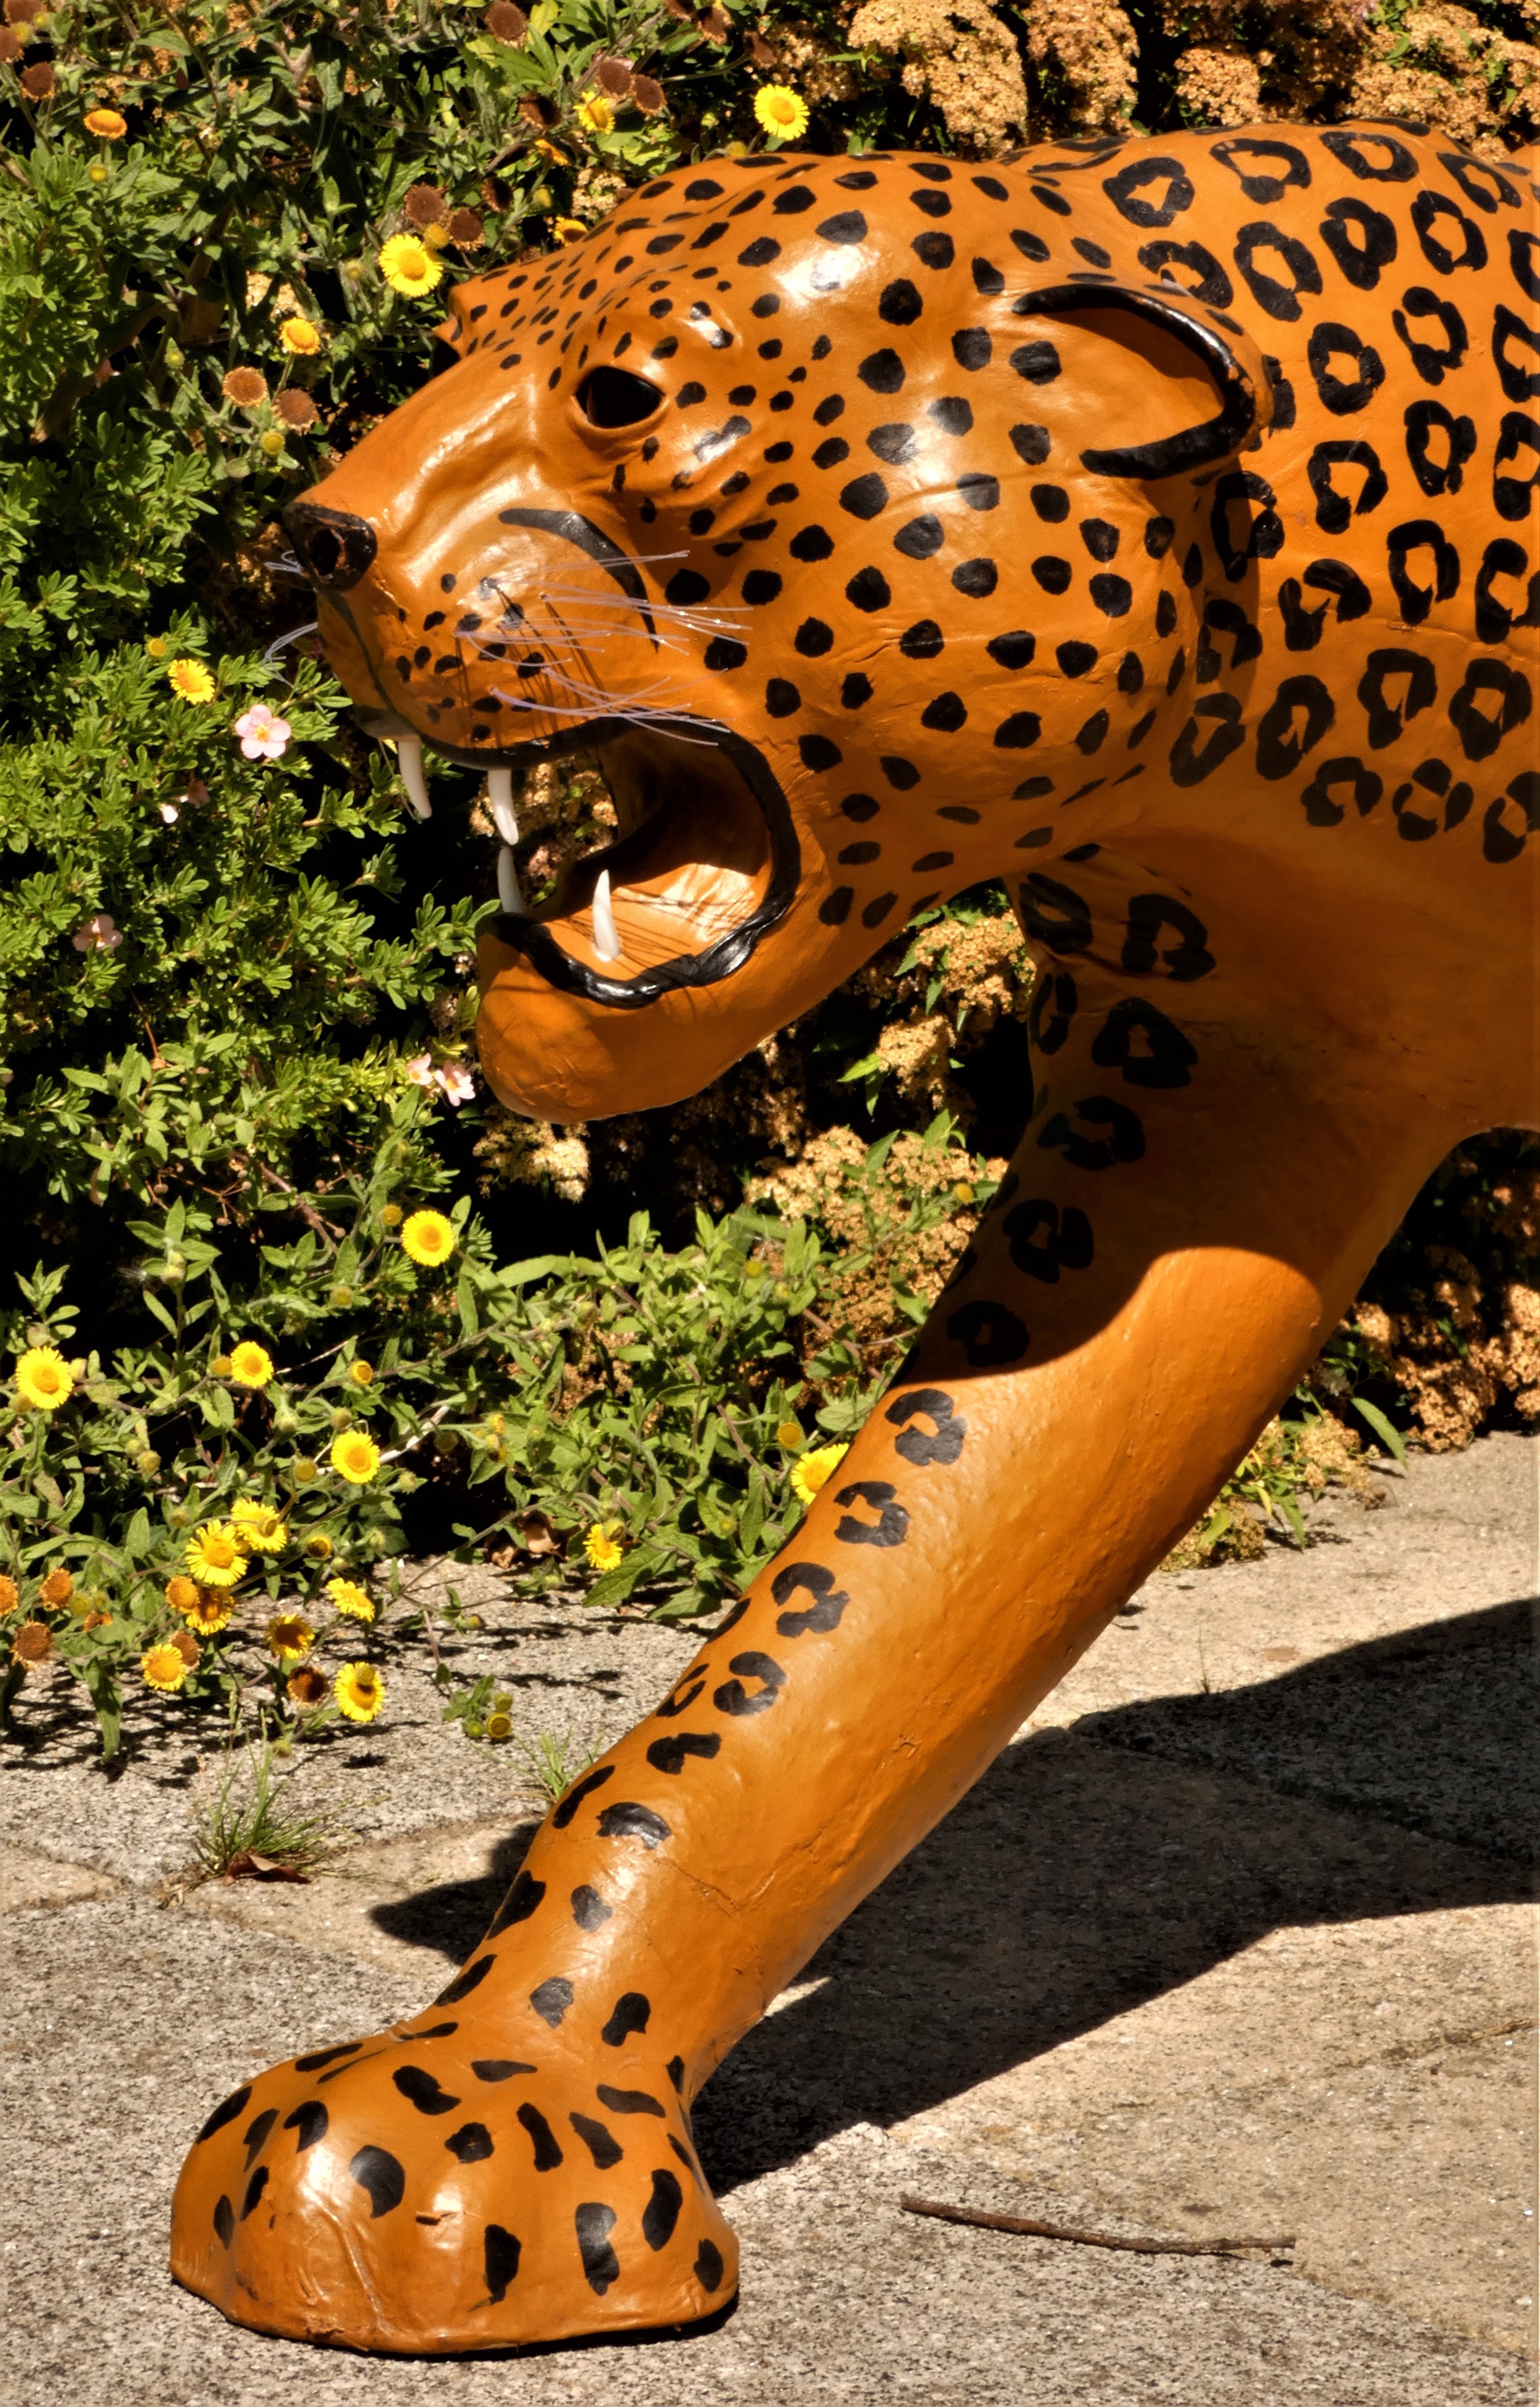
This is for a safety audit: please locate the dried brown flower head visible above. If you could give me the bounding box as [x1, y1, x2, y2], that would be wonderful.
[448, 206, 485, 247]
[518, 90, 559, 128]
[403, 181, 449, 229]
[222, 367, 269, 409]
[39, 1567, 73, 1607]
[274, 388, 319, 429]
[0, 1573, 18, 1614]
[4, 0, 45, 26]
[286, 1665, 328, 1707]
[748, 28, 776, 65]
[591, 51, 633, 94]
[699, 6, 730, 38]
[630, 71, 665, 112]
[484, 1, 527, 41]
[12, 1620, 54, 1664]
[0, 30, 22, 61]
[660, 0, 695, 21]
[169, 1629, 200, 1667]
[19, 59, 55, 98]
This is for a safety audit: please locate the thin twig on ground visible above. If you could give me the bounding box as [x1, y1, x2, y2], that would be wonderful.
[899, 2195, 1295, 2259]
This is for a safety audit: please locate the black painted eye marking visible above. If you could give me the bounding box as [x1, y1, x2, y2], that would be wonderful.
[597, 1801, 672, 1848]
[946, 1299, 1028, 1367]
[772, 1561, 851, 1638]
[884, 1388, 966, 1465]
[198, 2085, 253, 2140]
[832, 1482, 910, 1548]
[241, 2108, 278, 2168]
[713, 1650, 787, 1715]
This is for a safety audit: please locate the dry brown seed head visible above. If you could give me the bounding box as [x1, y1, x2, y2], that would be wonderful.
[404, 181, 449, 228]
[19, 60, 55, 97]
[12, 1621, 54, 1663]
[630, 71, 665, 112]
[39, 1567, 73, 1607]
[274, 388, 319, 429]
[222, 367, 269, 408]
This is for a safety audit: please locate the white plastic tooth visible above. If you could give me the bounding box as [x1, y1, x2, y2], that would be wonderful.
[486, 767, 519, 848]
[398, 737, 431, 819]
[496, 845, 525, 917]
[591, 866, 622, 963]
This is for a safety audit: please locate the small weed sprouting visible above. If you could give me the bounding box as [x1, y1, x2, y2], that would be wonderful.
[188, 1741, 352, 1886]
[516, 1729, 602, 1812]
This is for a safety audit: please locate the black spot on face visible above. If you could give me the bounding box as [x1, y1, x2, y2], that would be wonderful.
[472, 2058, 536, 2082]
[1032, 484, 1069, 523]
[198, 2086, 253, 2143]
[901, 618, 945, 658]
[858, 349, 906, 395]
[577, 2202, 621, 2294]
[445, 2122, 495, 2163]
[485, 2223, 521, 2301]
[953, 558, 998, 597]
[846, 566, 891, 612]
[283, 2100, 328, 2151]
[988, 630, 1035, 670]
[952, 328, 992, 370]
[894, 516, 945, 559]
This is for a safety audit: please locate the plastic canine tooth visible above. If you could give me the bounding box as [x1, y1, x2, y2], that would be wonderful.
[591, 867, 622, 963]
[397, 737, 431, 820]
[487, 768, 519, 848]
[496, 846, 525, 917]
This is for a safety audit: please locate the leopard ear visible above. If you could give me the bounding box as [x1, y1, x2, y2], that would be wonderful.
[1013, 282, 1274, 479]
[429, 270, 511, 360]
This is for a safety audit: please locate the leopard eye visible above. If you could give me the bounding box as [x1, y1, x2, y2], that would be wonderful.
[575, 365, 665, 429]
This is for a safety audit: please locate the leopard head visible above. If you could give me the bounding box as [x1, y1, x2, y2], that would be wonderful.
[286, 148, 1270, 1118]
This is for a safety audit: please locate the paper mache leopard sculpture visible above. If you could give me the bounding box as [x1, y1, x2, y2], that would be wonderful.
[171, 120, 1539, 2353]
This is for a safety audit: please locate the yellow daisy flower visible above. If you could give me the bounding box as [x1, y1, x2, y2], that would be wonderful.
[551, 216, 588, 246]
[144, 635, 168, 659]
[575, 92, 614, 134]
[400, 1208, 455, 1267]
[335, 1660, 386, 1723]
[584, 1520, 625, 1573]
[349, 1359, 374, 1387]
[753, 84, 809, 140]
[304, 1530, 334, 1560]
[330, 1430, 381, 1485]
[14, 1347, 73, 1411]
[164, 1573, 200, 1612]
[775, 1419, 804, 1450]
[180, 1589, 233, 1636]
[184, 1520, 249, 1589]
[231, 1498, 288, 1553]
[378, 233, 444, 297]
[278, 317, 323, 355]
[379, 1203, 403, 1228]
[141, 1642, 190, 1693]
[265, 1613, 315, 1660]
[228, 1339, 274, 1389]
[167, 659, 216, 704]
[84, 106, 128, 139]
[326, 1577, 375, 1622]
[790, 1442, 848, 1506]
[485, 1710, 513, 1740]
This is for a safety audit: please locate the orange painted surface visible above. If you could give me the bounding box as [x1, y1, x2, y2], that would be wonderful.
[172, 125, 1539, 2353]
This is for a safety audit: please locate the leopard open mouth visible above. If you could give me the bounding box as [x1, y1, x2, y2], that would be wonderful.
[355, 713, 801, 1011]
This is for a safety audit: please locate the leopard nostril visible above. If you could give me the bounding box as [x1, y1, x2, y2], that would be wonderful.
[285, 501, 378, 591]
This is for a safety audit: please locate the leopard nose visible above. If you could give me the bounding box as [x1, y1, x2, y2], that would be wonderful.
[285, 501, 377, 591]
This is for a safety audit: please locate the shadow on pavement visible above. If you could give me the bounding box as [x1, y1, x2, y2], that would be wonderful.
[369, 1597, 1536, 2191]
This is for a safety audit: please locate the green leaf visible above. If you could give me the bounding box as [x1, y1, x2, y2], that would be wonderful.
[1351, 1395, 1408, 1463]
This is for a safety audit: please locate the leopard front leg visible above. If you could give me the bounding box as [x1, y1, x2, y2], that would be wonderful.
[171, 932, 1457, 2355]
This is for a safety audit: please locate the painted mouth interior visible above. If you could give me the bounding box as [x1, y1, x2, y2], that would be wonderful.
[359, 712, 800, 1010]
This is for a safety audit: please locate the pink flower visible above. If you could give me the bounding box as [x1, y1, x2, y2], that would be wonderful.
[403, 1052, 437, 1089]
[233, 702, 291, 761]
[72, 913, 122, 952]
[160, 802, 179, 824]
[436, 1061, 476, 1106]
